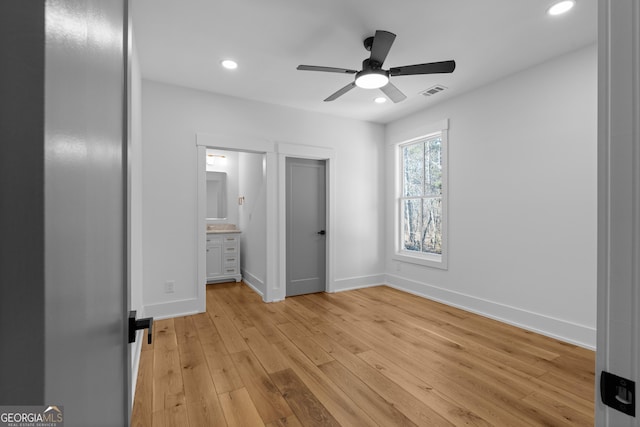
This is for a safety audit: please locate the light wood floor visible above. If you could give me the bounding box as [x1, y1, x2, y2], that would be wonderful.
[131, 282, 595, 426]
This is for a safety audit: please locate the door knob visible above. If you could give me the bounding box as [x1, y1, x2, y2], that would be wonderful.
[317, 230, 326, 235]
[128, 310, 153, 344]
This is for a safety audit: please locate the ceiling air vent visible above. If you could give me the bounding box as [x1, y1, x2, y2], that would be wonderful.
[420, 85, 447, 97]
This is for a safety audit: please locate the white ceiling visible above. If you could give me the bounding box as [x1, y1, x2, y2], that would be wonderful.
[132, 0, 597, 124]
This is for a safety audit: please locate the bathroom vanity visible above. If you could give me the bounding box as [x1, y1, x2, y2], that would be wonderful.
[206, 227, 242, 283]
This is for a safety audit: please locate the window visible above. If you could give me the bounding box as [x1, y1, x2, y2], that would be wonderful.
[397, 128, 448, 269]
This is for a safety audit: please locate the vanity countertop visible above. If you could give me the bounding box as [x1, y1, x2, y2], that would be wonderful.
[207, 224, 241, 234]
[207, 229, 241, 234]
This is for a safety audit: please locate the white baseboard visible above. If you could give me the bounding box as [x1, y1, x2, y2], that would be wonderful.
[331, 274, 386, 293]
[385, 273, 596, 350]
[242, 270, 265, 298]
[143, 297, 203, 320]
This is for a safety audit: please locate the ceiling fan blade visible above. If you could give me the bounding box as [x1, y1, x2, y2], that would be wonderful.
[297, 65, 357, 74]
[380, 82, 407, 103]
[369, 30, 396, 66]
[324, 82, 357, 102]
[390, 60, 456, 76]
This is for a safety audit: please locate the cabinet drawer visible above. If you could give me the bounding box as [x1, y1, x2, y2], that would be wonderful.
[224, 255, 238, 267]
[222, 267, 238, 275]
[222, 236, 238, 245]
[206, 236, 223, 246]
[223, 245, 238, 254]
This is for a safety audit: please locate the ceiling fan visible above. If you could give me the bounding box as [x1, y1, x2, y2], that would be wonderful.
[297, 30, 456, 103]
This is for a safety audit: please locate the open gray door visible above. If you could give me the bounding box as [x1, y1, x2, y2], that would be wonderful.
[286, 158, 327, 296]
[43, 0, 135, 425]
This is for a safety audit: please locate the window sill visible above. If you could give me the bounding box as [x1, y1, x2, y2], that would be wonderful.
[393, 252, 448, 270]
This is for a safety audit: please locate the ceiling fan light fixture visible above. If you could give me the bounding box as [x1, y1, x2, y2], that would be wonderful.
[355, 70, 389, 89]
[221, 59, 238, 70]
[547, 0, 575, 16]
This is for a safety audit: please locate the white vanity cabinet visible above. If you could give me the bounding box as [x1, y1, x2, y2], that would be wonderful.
[206, 232, 241, 283]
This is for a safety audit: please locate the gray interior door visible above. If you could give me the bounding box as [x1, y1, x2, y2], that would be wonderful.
[44, 0, 129, 424]
[286, 158, 327, 296]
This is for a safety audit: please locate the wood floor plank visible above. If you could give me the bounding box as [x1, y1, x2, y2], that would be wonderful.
[230, 350, 294, 423]
[357, 349, 498, 427]
[219, 387, 265, 427]
[239, 303, 288, 344]
[345, 289, 549, 377]
[153, 318, 178, 352]
[270, 368, 340, 427]
[521, 391, 593, 426]
[277, 322, 335, 366]
[133, 283, 595, 427]
[150, 319, 187, 423]
[131, 347, 154, 427]
[174, 316, 227, 426]
[311, 334, 453, 427]
[331, 293, 553, 407]
[318, 360, 419, 427]
[208, 304, 250, 354]
[357, 348, 536, 426]
[214, 285, 256, 331]
[273, 338, 379, 427]
[240, 326, 290, 373]
[191, 312, 244, 394]
[334, 317, 541, 426]
[265, 415, 304, 427]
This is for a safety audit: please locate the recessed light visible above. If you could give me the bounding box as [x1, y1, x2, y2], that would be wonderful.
[547, 0, 575, 16]
[221, 59, 238, 70]
[374, 97, 387, 104]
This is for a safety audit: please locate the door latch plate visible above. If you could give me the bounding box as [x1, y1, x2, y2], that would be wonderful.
[601, 371, 635, 417]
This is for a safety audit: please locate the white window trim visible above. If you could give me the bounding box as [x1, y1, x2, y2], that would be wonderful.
[392, 120, 449, 270]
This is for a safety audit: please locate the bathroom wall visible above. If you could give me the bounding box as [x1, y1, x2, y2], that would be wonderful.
[238, 152, 267, 295]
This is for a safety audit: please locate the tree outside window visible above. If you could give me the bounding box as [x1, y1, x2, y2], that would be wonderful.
[401, 135, 443, 255]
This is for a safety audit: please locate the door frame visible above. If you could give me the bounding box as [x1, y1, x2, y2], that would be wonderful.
[195, 135, 335, 303]
[278, 143, 335, 300]
[596, 0, 640, 425]
[196, 134, 277, 304]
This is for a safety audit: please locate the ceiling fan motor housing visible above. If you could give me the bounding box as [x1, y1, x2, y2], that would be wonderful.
[363, 36, 375, 52]
[362, 58, 383, 70]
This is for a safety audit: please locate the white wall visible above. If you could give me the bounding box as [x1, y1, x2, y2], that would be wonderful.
[141, 80, 385, 317]
[238, 152, 267, 295]
[385, 44, 597, 348]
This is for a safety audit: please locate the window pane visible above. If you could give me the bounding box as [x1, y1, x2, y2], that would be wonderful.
[424, 138, 442, 196]
[403, 143, 423, 197]
[402, 199, 422, 252]
[422, 197, 442, 254]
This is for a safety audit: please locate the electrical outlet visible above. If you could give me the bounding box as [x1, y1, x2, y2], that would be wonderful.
[164, 280, 175, 294]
